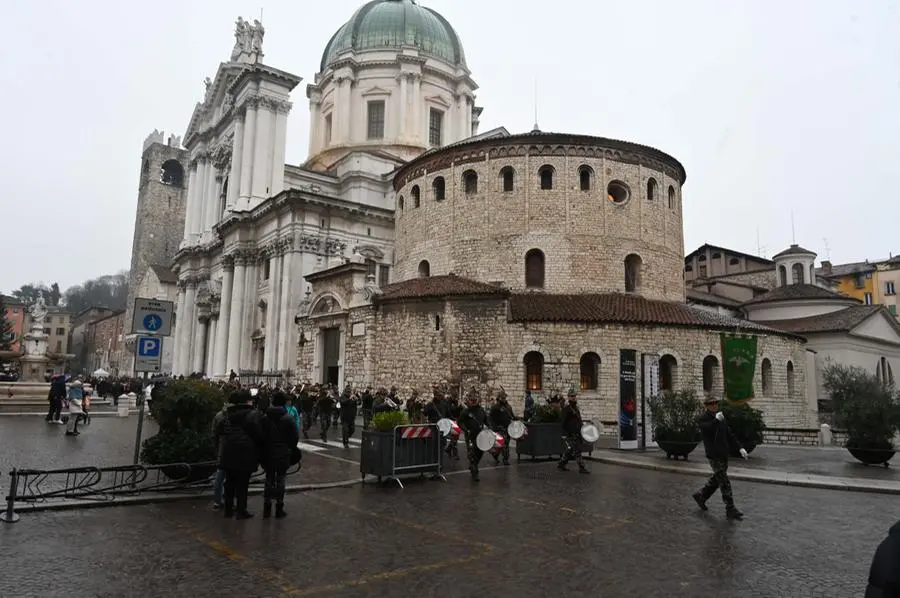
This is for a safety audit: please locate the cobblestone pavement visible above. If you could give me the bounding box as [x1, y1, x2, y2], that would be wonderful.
[620, 444, 900, 483]
[2, 460, 894, 597]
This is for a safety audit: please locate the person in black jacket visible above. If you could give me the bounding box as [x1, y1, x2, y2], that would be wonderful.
[317, 390, 336, 442]
[361, 386, 375, 429]
[865, 520, 900, 597]
[261, 392, 299, 519]
[215, 390, 265, 520]
[46, 375, 66, 424]
[458, 389, 487, 481]
[339, 390, 358, 448]
[488, 390, 515, 466]
[693, 396, 747, 520]
[558, 389, 589, 473]
[298, 384, 315, 440]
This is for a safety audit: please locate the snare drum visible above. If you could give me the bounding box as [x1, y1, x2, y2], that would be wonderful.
[508, 420, 527, 440]
[490, 432, 506, 456]
[475, 429, 499, 452]
[580, 422, 601, 443]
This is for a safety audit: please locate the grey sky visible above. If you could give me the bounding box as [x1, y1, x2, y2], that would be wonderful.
[2, 0, 897, 293]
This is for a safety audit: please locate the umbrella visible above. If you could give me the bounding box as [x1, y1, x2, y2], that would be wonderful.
[92, 369, 110, 378]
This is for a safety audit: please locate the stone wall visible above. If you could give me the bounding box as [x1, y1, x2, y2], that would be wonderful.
[392, 140, 685, 301]
[706, 270, 778, 291]
[358, 297, 814, 430]
[762, 427, 849, 447]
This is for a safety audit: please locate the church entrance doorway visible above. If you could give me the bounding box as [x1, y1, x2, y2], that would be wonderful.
[321, 327, 340, 386]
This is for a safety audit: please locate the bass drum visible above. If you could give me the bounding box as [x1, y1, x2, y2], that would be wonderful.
[436, 418, 454, 437]
[508, 420, 527, 440]
[476, 429, 499, 452]
[580, 422, 602, 443]
[490, 432, 506, 456]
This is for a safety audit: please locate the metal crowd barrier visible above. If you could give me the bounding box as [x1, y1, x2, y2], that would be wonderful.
[360, 423, 445, 489]
[1, 461, 300, 523]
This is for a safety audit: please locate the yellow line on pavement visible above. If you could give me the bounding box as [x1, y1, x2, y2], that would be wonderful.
[192, 531, 305, 595]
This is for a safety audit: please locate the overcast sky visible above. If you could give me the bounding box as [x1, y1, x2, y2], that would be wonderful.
[2, 0, 897, 293]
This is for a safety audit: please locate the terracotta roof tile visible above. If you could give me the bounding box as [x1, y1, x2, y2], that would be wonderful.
[507, 293, 797, 337]
[761, 306, 883, 334]
[685, 288, 741, 307]
[741, 283, 857, 306]
[376, 275, 508, 301]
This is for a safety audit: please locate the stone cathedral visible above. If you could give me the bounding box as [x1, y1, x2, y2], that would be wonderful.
[127, 0, 816, 431]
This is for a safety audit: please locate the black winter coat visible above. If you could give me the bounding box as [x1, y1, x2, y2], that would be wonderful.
[262, 406, 300, 471]
[216, 404, 264, 473]
[698, 411, 741, 460]
[561, 404, 583, 435]
[866, 521, 900, 598]
[317, 396, 335, 415]
[489, 403, 514, 431]
[339, 398, 358, 423]
[299, 393, 315, 414]
[459, 405, 487, 438]
[423, 401, 441, 424]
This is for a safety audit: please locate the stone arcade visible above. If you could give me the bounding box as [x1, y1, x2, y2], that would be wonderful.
[131, 0, 813, 429]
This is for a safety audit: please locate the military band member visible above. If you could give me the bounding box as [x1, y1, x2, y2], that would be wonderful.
[298, 384, 315, 440]
[361, 385, 375, 429]
[317, 390, 335, 442]
[339, 390, 358, 448]
[558, 388, 589, 474]
[458, 389, 487, 481]
[693, 396, 746, 520]
[488, 390, 514, 466]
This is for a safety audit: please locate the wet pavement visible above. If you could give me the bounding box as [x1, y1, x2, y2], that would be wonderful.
[1, 457, 896, 597]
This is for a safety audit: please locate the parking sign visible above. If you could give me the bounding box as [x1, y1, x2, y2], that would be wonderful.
[135, 336, 162, 373]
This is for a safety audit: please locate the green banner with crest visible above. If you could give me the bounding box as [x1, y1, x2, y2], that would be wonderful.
[720, 334, 758, 402]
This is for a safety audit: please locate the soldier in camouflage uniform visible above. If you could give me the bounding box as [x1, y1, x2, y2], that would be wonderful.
[488, 389, 515, 466]
[693, 396, 747, 520]
[558, 388, 589, 473]
[458, 389, 487, 481]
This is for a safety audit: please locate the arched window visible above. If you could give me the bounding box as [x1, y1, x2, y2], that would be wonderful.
[792, 263, 804, 285]
[659, 354, 678, 391]
[779, 265, 788, 286]
[417, 260, 430, 278]
[702, 355, 720, 393]
[524, 351, 544, 391]
[580, 352, 600, 391]
[647, 178, 657, 200]
[624, 254, 643, 293]
[539, 165, 554, 190]
[786, 361, 795, 397]
[761, 358, 772, 395]
[411, 185, 421, 208]
[463, 170, 478, 195]
[398, 196, 404, 211]
[432, 177, 446, 201]
[729, 257, 740, 266]
[578, 165, 593, 191]
[500, 166, 515, 192]
[667, 185, 676, 209]
[525, 249, 545, 288]
[160, 159, 184, 186]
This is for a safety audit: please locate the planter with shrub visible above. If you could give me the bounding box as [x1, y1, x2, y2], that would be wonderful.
[360, 411, 442, 483]
[648, 390, 702, 460]
[516, 404, 565, 460]
[720, 401, 765, 458]
[140, 380, 226, 482]
[823, 363, 899, 467]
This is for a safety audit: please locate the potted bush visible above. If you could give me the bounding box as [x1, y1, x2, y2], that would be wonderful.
[648, 390, 702, 460]
[516, 403, 565, 460]
[140, 380, 226, 482]
[823, 363, 899, 467]
[719, 401, 765, 457]
[361, 411, 441, 482]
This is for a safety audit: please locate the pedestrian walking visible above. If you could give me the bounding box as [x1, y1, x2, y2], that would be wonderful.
[261, 392, 299, 519]
[693, 396, 747, 520]
[46, 374, 66, 424]
[65, 379, 85, 436]
[215, 390, 264, 520]
[210, 402, 229, 510]
[865, 520, 900, 597]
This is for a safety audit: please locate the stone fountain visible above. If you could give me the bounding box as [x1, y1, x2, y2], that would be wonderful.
[0, 294, 58, 406]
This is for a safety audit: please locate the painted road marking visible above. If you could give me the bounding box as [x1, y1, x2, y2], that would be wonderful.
[297, 441, 327, 453]
[306, 438, 361, 450]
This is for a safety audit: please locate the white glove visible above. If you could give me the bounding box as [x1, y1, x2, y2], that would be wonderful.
[739, 448, 748, 459]
[715, 412, 725, 422]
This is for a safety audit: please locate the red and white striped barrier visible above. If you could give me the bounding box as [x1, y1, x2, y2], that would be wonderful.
[399, 425, 433, 439]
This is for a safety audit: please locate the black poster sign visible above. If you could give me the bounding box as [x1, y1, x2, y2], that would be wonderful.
[619, 349, 637, 442]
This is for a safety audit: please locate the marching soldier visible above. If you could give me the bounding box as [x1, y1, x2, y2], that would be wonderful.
[338, 390, 358, 448]
[558, 388, 589, 474]
[458, 388, 487, 481]
[316, 389, 336, 442]
[488, 389, 514, 466]
[361, 385, 374, 429]
[298, 383, 315, 440]
[693, 396, 746, 520]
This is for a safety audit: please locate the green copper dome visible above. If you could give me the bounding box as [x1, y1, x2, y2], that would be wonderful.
[320, 0, 466, 71]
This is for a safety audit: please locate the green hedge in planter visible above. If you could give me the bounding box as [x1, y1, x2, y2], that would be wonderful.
[823, 363, 899, 460]
[371, 410, 409, 432]
[531, 404, 562, 424]
[141, 380, 227, 468]
[649, 390, 702, 442]
[720, 401, 765, 454]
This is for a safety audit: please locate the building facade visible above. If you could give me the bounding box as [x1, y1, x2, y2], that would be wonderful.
[1, 295, 26, 353]
[85, 310, 126, 375]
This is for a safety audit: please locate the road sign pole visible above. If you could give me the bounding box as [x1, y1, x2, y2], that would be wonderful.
[133, 372, 148, 465]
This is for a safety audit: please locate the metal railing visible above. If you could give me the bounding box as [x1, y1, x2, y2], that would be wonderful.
[1, 461, 300, 523]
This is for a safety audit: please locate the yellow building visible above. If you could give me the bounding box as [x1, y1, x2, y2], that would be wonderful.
[874, 257, 900, 319]
[819, 258, 900, 319]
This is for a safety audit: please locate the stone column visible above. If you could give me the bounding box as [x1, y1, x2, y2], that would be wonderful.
[181, 281, 198, 374]
[200, 159, 216, 241]
[251, 101, 272, 202]
[240, 260, 258, 368]
[270, 102, 290, 196]
[182, 164, 198, 246]
[455, 94, 465, 143]
[399, 75, 409, 141]
[213, 259, 233, 377]
[225, 256, 247, 373]
[172, 287, 187, 374]
[205, 316, 217, 375]
[227, 117, 244, 211]
[308, 93, 321, 158]
[238, 103, 258, 208]
[277, 247, 295, 371]
[191, 157, 207, 244]
[340, 78, 353, 142]
[192, 310, 208, 374]
[263, 252, 280, 371]
[411, 74, 422, 144]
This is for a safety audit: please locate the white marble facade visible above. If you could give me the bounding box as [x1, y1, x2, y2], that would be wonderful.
[170, 4, 482, 377]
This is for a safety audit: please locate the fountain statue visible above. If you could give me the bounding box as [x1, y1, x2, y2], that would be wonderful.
[19, 293, 51, 382]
